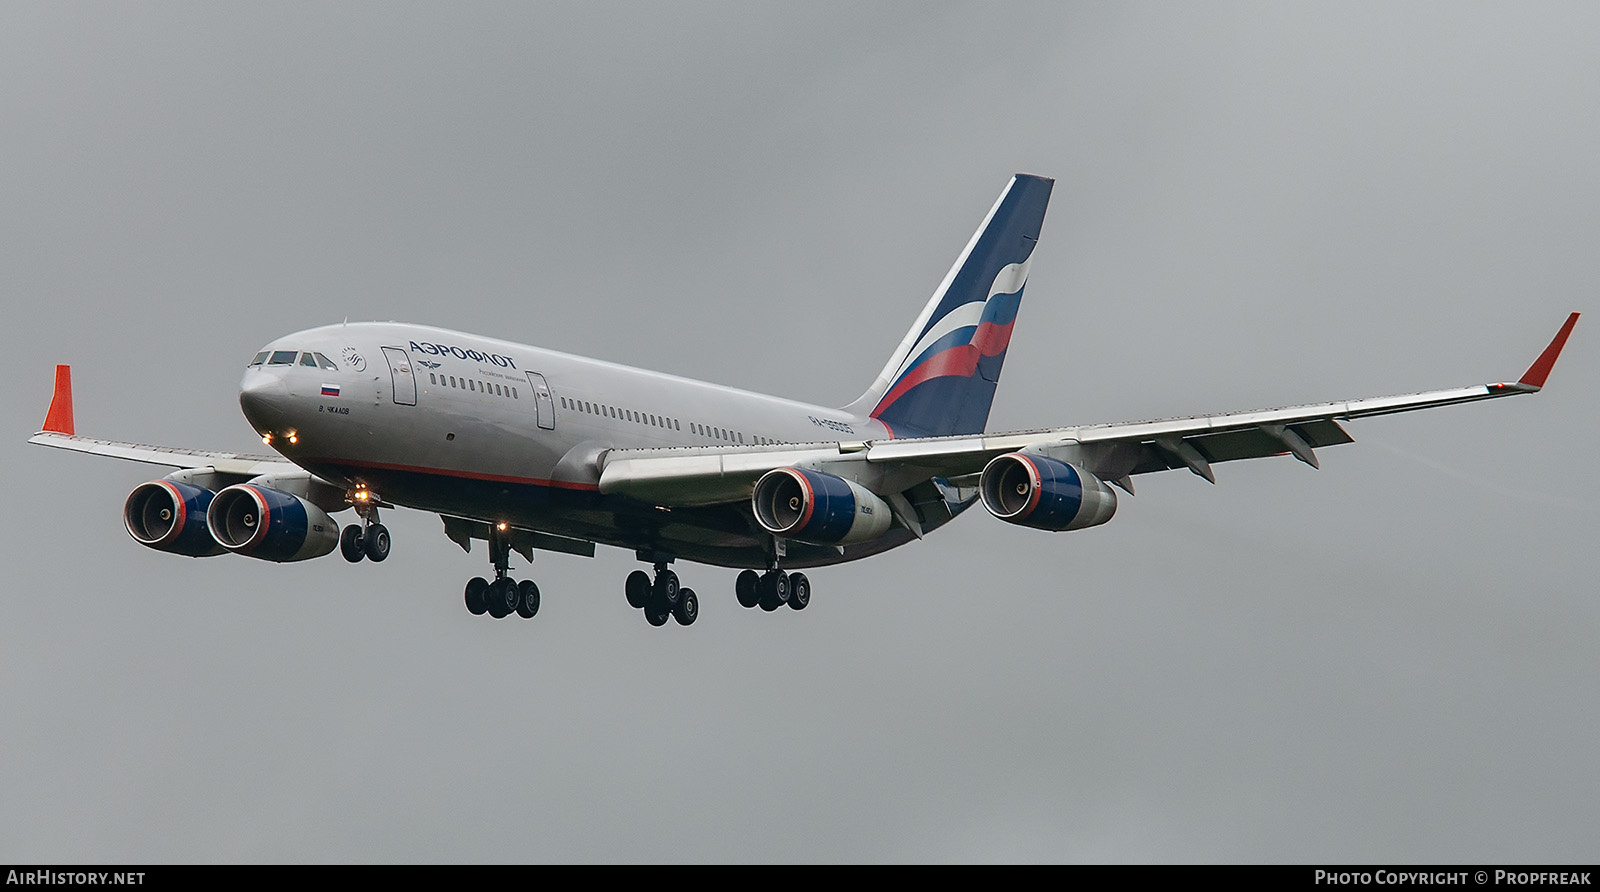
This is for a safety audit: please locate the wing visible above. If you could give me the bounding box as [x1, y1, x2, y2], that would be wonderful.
[29, 363, 302, 480]
[600, 313, 1580, 504]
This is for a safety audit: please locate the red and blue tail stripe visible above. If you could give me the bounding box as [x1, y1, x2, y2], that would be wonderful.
[858, 174, 1053, 438]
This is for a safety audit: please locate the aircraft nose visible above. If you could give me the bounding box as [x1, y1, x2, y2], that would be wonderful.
[238, 372, 292, 431]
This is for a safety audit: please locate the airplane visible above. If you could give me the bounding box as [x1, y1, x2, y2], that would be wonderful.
[29, 174, 1580, 627]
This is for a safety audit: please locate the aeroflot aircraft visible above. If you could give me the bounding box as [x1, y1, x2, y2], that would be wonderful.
[30, 174, 1580, 627]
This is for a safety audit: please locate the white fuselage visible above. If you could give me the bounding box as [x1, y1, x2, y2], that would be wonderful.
[239, 322, 905, 568]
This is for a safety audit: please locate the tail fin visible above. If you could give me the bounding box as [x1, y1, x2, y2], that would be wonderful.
[845, 174, 1053, 438]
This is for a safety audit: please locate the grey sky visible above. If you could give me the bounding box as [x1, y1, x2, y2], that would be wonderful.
[3, 2, 1596, 862]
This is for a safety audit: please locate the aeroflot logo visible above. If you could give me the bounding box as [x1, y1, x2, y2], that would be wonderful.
[408, 341, 519, 369]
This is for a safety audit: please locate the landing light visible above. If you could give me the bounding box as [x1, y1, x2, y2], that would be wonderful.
[497, 522, 507, 531]
[262, 435, 272, 445]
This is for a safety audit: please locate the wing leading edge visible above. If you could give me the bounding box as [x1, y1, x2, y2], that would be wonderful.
[600, 313, 1580, 503]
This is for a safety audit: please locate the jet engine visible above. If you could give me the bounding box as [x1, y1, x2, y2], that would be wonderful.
[979, 453, 1118, 532]
[752, 468, 893, 545]
[206, 483, 340, 562]
[123, 480, 227, 557]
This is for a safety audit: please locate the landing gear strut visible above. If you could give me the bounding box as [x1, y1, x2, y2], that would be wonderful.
[340, 498, 390, 564]
[625, 560, 697, 627]
[463, 524, 539, 620]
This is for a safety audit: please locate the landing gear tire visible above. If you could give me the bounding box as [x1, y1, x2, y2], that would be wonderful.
[626, 570, 651, 609]
[516, 580, 540, 619]
[486, 578, 515, 619]
[787, 573, 810, 610]
[758, 570, 789, 612]
[673, 588, 699, 626]
[644, 596, 672, 627]
[736, 569, 760, 608]
[340, 525, 365, 562]
[655, 569, 680, 606]
[363, 523, 391, 562]
[465, 576, 488, 615]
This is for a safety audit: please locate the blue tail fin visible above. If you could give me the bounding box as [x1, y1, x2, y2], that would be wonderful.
[845, 174, 1054, 438]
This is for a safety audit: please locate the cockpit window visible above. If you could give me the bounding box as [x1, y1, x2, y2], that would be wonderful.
[268, 350, 298, 366]
[313, 352, 338, 371]
[249, 351, 269, 367]
[299, 352, 318, 367]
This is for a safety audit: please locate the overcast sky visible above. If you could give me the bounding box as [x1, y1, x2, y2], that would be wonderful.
[3, 1, 1596, 863]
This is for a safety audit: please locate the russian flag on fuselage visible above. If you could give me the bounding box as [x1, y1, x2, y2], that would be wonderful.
[869, 174, 1052, 438]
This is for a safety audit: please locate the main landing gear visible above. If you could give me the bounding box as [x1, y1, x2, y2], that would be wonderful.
[340, 502, 390, 563]
[735, 569, 810, 613]
[624, 562, 698, 627]
[463, 525, 539, 620]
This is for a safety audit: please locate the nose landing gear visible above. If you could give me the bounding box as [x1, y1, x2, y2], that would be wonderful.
[339, 493, 390, 563]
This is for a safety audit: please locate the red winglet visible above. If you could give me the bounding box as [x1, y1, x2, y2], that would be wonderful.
[1518, 312, 1580, 389]
[42, 364, 75, 435]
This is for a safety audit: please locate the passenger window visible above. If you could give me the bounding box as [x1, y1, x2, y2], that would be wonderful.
[449, 376, 456, 387]
[300, 353, 318, 367]
[314, 352, 338, 370]
[430, 373, 437, 385]
[268, 350, 297, 366]
[249, 351, 269, 367]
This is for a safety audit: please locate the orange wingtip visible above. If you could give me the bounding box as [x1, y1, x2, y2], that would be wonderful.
[1518, 312, 1580, 389]
[42, 364, 74, 435]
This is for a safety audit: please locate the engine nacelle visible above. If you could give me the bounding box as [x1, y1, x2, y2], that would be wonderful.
[979, 453, 1118, 532]
[123, 480, 227, 557]
[752, 468, 893, 545]
[206, 483, 339, 562]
